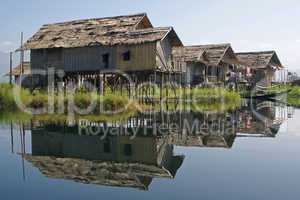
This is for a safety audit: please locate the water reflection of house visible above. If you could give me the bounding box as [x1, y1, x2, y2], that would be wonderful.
[237, 101, 287, 137]
[169, 134, 236, 149]
[168, 111, 238, 149]
[24, 125, 184, 190]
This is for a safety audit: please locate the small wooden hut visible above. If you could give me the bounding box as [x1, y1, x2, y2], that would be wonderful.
[236, 51, 284, 87]
[7, 62, 31, 85]
[23, 13, 183, 94]
[172, 43, 240, 87]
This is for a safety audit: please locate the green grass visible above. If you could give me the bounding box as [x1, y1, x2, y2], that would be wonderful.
[143, 87, 242, 112]
[0, 111, 32, 124]
[185, 87, 241, 104]
[266, 84, 291, 95]
[146, 86, 241, 103]
[0, 83, 242, 122]
[0, 83, 137, 113]
[287, 86, 300, 107]
[0, 83, 31, 111]
[266, 84, 300, 107]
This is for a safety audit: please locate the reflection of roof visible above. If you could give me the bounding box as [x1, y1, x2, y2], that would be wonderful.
[202, 135, 236, 148]
[7, 62, 30, 76]
[24, 13, 182, 49]
[236, 51, 283, 69]
[172, 43, 240, 66]
[169, 134, 236, 149]
[24, 155, 184, 191]
[269, 123, 281, 135]
[25, 156, 151, 190]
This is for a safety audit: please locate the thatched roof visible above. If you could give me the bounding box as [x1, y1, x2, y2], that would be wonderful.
[7, 62, 30, 76]
[24, 13, 182, 49]
[236, 51, 283, 69]
[172, 43, 240, 66]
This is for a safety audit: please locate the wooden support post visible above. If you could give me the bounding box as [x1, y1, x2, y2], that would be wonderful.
[103, 73, 106, 95]
[99, 73, 104, 95]
[129, 74, 132, 98]
[153, 72, 156, 101]
[9, 52, 13, 85]
[120, 76, 123, 96]
[19, 32, 24, 86]
[10, 121, 14, 153]
[141, 73, 144, 104]
[134, 74, 138, 100]
[160, 72, 163, 102]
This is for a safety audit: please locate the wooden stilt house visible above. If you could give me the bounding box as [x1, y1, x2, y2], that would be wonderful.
[236, 51, 284, 87]
[23, 13, 183, 93]
[7, 62, 30, 83]
[172, 44, 240, 87]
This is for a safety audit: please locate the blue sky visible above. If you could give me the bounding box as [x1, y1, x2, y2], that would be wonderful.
[0, 0, 300, 70]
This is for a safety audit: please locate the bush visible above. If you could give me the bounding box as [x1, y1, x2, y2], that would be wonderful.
[0, 83, 31, 111]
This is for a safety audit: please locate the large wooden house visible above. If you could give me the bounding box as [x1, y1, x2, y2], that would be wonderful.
[23, 13, 183, 92]
[236, 51, 284, 87]
[172, 44, 240, 87]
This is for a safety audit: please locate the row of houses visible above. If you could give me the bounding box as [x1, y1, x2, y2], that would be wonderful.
[11, 13, 285, 92]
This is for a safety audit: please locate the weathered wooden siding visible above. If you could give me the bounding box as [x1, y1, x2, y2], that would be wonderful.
[219, 63, 229, 82]
[31, 49, 46, 70]
[63, 46, 116, 72]
[157, 35, 185, 73]
[116, 42, 156, 71]
[156, 39, 172, 72]
[31, 49, 64, 71]
[31, 44, 157, 73]
[31, 130, 119, 161]
[186, 62, 206, 85]
[117, 136, 157, 165]
[32, 129, 158, 164]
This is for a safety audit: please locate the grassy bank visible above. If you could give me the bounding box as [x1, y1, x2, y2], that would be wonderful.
[265, 84, 300, 107]
[0, 83, 138, 113]
[287, 86, 300, 107]
[145, 87, 241, 112]
[0, 83, 242, 120]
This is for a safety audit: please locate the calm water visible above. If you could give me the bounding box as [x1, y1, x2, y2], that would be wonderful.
[1, 100, 300, 200]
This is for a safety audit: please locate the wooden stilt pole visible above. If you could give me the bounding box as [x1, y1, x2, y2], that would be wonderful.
[9, 52, 13, 85]
[103, 73, 106, 95]
[10, 121, 14, 153]
[19, 32, 24, 86]
[160, 72, 163, 102]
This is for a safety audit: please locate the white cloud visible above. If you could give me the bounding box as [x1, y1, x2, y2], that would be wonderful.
[296, 40, 300, 43]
